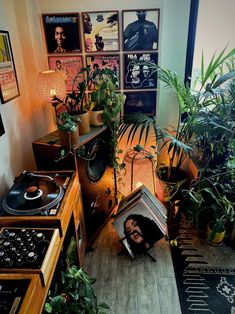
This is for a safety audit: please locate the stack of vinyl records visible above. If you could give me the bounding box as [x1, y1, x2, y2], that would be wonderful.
[113, 184, 168, 258]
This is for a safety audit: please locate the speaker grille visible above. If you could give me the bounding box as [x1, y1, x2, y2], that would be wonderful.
[86, 139, 107, 183]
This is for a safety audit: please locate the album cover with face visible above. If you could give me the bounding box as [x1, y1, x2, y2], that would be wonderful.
[113, 185, 167, 258]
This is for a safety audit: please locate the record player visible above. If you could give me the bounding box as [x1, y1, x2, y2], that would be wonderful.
[0, 170, 81, 237]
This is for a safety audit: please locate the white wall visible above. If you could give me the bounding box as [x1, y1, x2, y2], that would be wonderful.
[0, 0, 190, 197]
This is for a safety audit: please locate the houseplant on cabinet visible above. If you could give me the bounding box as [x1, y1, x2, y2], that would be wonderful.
[56, 112, 79, 147]
[87, 68, 119, 127]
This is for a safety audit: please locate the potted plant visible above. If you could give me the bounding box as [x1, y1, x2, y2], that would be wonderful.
[87, 68, 119, 127]
[44, 265, 109, 314]
[57, 112, 79, 147]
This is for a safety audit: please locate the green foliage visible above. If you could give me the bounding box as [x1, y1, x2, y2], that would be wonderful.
[87, 68, 119, 112]
[56, 112, 78, 132]
[44, 266, 110, 314]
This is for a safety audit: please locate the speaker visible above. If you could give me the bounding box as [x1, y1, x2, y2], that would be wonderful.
[76, 127, 117, 245]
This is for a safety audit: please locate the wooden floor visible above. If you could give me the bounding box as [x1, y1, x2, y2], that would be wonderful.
[84, 217, 182, 314]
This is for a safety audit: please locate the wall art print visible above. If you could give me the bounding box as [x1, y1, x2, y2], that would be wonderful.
[124, 91, 157, 117]
[82, 11, 119, 52]
[123, 52, 158, 89]
[48, 55, 83, 91]
[0, 30, 20, 104]
[42, 13, 81, 54]
[122, 9, 160, 52]
[86, 54, 120, 89]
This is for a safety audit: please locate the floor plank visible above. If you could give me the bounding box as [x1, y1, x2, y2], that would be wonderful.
[84, 218, 181, 314]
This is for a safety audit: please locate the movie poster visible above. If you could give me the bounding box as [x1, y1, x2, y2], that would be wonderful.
[48, 55, 83, 91]
[0, 31, 20, 104]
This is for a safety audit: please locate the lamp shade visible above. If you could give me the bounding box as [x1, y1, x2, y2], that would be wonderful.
[37, 70, 66, 102]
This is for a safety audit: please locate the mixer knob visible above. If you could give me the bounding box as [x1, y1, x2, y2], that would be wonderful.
[22, 247, 28, 255]
[9, 232, 16, 239]
[26, 236, 32, 243]
[3, 257, 13, 266]
[0, 251, 5, 260]
[20, 229, 27, 237]
[3, 229, 10, 237]
[27, 251, 37, 263]
[28, 242, 35, 250]
[15, 237, 22, 243]
[36, 232, 45, 242]
[10, 246, 17, 256]
[3, 241, 11, 250]
[16, 257, 24, 266]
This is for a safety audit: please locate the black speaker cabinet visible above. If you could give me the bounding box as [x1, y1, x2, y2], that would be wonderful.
[32, 126, 117, 246]
[76, 126, 117, 246]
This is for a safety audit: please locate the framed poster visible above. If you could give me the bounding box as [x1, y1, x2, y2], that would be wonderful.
[86, 54, 120, 89]
[48, 55, 83, 91]
[42, 13, 81, 54]
[82, 11, 119, 52]
[124, 91, 156, 116]
[0, 31, 20, 104]
[122, 9, 160, 52]
[123, 52, 158, 89]
[0, 114, 5, 136]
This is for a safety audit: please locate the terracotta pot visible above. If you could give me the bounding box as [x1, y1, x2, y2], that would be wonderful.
[89, 110, 104, 126]
[78, 111, 91, 135]
[58, 126, 79, 147]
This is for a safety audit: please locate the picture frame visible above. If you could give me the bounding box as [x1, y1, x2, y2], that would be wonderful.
[48, 55, 84, 91]
[42, 13, 81, 54]
[122, 9, 160, 52]
[0, 30, 20, 104]
[0, 114, 5, 137]
[86, 54, 120, 89]
[113, 185, 167, 259]
[81, 11, 119, 52]
[123, 52, 158, 89]
[124, 91, 157, 116]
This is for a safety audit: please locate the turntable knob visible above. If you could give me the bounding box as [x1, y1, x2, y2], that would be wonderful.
[27, 251, 38, 263]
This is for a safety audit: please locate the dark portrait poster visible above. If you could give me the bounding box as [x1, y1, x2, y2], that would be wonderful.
[48, 55, 83, 91]
[123, 53, 158, 89]
[42, 13, 81, 54]
[86, 54, 120, 89]
[124, 91, 156, 116]
[122, 9, 160, 52]
[82, 11, 119, 52]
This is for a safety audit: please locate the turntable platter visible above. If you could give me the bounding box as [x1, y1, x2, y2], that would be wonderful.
[2, 173, 64, 216]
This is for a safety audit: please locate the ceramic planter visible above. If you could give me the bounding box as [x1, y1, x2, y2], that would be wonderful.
[58, 126, 79, 147]
[78, 111, 91, 135]
[89, 110, 104, 127]
[206, 222, 225, 246]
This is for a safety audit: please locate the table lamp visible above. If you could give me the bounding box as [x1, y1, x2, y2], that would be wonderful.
[37, 70, 67, 114]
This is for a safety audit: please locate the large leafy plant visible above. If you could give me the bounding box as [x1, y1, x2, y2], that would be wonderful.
[44, 266, 109, 314]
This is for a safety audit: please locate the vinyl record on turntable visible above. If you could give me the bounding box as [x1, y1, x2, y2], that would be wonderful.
[2, 172, 64, 216]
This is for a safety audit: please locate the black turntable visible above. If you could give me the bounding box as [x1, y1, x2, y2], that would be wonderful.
[0, 170, 80, 237]
[1, 171, 68, 216]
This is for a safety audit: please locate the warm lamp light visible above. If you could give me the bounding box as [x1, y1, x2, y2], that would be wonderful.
[37, 70, 66, 103]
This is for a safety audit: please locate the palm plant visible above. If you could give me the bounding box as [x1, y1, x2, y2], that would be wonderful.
[119, 47, 235, 183]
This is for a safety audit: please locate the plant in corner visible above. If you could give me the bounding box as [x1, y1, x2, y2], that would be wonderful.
[44, 265, 110, 314]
